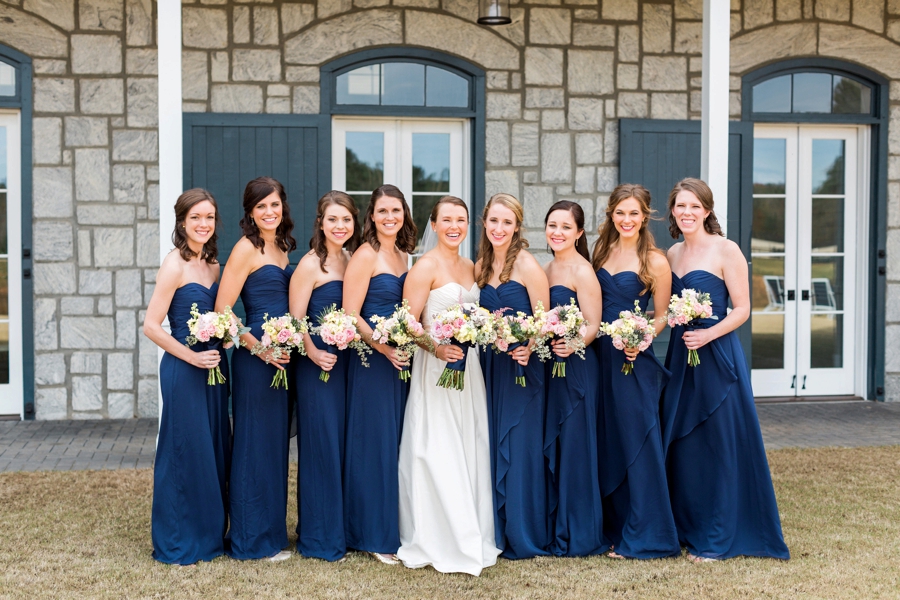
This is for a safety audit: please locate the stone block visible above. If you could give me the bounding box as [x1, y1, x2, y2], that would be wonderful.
[34, 262, 76, 295]
[108, 392, 134, 418]
[34, 60, 67, 75]
[147, 166, 159, 181]
[65, 117, 108, 147]
[542, 110, 566, 131]
[139, 323, 157, 375]
[116, 309, 136, 349]
[268, 84, 290, 97]
[642, 4, 672, 53]
[251, 6, 279, 45]
[596, 166, 618, 192]
[651, 93, 689, 119]
[604, 121, 618, 163]
[75, 149, 110, 201]
[568, 50, 614, 94]
[115, 269, 142, 307]
[511, 123, 539, 167]
[603, 0, 637, 20]
[319, 0, 353, 18]
[1, 3, 69, 56]
[887, 325, 900, 371]
[263, 96, 289, 114]
[890, 0, 900, 14]
[72, 375, 103, 411]
[138, 378, 158, 418]
[510, 72, 521, 90]
[675, 0, 702, 19]
[126, 77, 157, 127]
[126, 48, 156, 75]
[286, 66, 319, 82]
[815, 0, 850, 21]
[72, 35, 122, 74]
[890, 182, 900, 227]
[61, 296, 94, 315]
[574, 9, 598, 20]
[574, 133, 603, 165]
[642, 57, 687, 91]
[541, 133, 572, 184]
[71, 352, 103, 374]
[23, 0, 74, 30]
[568, 97, 604, 131]
[292, 86, 319, 114]
[77, 205, 135, 225]
[282, 3, 315, 35]
[617, 64, 639, 90]
[126, 0, 153, 46]
[487, 93, 522, 119]
[523, 110, 539, 121]
[183, 7, 228, 48]
[523, 172, 538, 184]
[34, 78, 75, 113]
[81, 79, 124, 114]
[93, 228, 134, 267]
[486, 121, 510, 167]
[147, 183, 159, 219]
[33, 298, 58, 351]
[523, 185, 555, 228]
[61, 317, 116, 349]
[112, 129, 157, 161]
[529, 8, 571, 45]
[211, 84, 264, 113]
[404, 10, 519, 71]
[743, 0, 773, 29]
[775, 0, 801, 20]
[34, 118, 61, 164]
[98, 296, 113, 315]
[485, 170, 520, 201]
[136, 222, 159, 267]
[617, 25, 639, 63]
[574, 166, 595, 194]
[77, 230, 91, 267]
[731, 23, 817, 74]
[487, 71, 508, 90]
[79, 269, 112, 294]
[35, 388, 68, 420]
[232, 5, 250, 43]
[112, 164, 145, 203]
[33, 167, 73, 219]
[573, 23, 615, 47]
[674, 22, 702, 54]
[286, 9, 403, 65]
[889, 228, 900, 281]
[79, 0, 123, 31]
[524, 88, 564, 109]
[210, 52, 229, 82]
[107, 353, 134, 390]
[233, 49, 282, 82]
[33, 222, 73, 261]
[35, 353, 67, 386]
[525, 47, 563, 86]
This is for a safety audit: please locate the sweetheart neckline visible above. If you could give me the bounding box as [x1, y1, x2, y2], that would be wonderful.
[673, 269, 725, 282]
[177, 281, 218, 292]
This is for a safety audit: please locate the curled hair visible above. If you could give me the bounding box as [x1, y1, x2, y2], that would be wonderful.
[172, 188, 220, 264]
[667, 177, 725, 239]
[476, 193, 528, 288]
[239, 176, 297, 254]
[309, 190, 361, 273]
[362, 184, 417, 253]
[591, 183, 663, 295]
[544, 200, 590, 261]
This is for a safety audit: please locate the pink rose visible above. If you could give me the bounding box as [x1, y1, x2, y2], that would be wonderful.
[261, 333, 272, 347]
[277, 328, 292, 344]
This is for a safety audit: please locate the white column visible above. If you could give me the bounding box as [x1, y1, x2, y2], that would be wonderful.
[701, 0, 730, 231]
[157, 0, 182, 424]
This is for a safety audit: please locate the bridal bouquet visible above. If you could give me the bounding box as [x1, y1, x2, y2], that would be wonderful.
[491, 304, 543, 387]
[666, 288, 717, 367]
[185, 304, 249, 385]
[430, 302, 495, 390]
[313, 304, 371, 382]
[370, 299, 426, 382]
[598, 300, 656, 375]
[250, 313, 308, 389]
[532, 298, 588, 378]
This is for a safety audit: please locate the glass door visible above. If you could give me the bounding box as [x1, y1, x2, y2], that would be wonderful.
[751, 125, 860, 397]
[0, 111, 22, 417]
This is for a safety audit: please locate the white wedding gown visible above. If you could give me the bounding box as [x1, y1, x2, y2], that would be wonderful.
[397, 282, 501, 576]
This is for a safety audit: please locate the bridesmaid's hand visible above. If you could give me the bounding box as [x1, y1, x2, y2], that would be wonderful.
[190, 349, 221, 370]
[375, 342, 410, 371]
[682, 329, 713, 351]
[623, 347, 639, 361]
[509, 344, 532, 366]
[435, 344, 464, 363]
[257, 347, 291, 370]
[309, 348, 337, 372]
[551, 338, 576, 359]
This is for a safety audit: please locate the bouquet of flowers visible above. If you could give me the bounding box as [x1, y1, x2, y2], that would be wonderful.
[430, 302, 495, 390]
[312, 304, 371, 382]
[250, 313, 308, 389]
[532, 298, 588, 378]
[598, 300, 656, 375]
[491, 307, 542, 387]
[370, 299, 426, 382]
[666, 288, 717, 367]
[185, 304, 249, 385]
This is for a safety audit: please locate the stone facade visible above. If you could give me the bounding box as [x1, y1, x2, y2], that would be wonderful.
[1, 0, 898, 417]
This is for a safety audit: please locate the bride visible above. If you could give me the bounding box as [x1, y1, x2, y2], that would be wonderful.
[397, 196, 501, 576]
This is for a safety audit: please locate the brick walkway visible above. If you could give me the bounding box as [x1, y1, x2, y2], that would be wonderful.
[1, 401, 899, 472]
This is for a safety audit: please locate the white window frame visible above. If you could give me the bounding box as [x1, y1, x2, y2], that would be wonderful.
[0, 110, 23, 417]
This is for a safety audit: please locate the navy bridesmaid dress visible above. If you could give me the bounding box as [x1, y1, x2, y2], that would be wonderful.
[544, 285, 606, 557]
[596, 269, 679, 559]
[344, 273, 409, 554]
[480, 281, 550, 559]
[153, 282, 231, 564]
[227, 264, 294, 560]
[661, 270, 789, 560]
[292, 280, 347, 561]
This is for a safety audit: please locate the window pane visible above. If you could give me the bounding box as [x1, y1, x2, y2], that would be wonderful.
[792, 73, 832, 113]
[811, 139, 845, 194]
[810, 256, 843, 312]
[810, 314, 843, 369]
[0, 258, 7, 316]
[382, 63, 425, 106]
[0, 62, 14, 97]
[426, 66, 469, 108]
[751, 256, 785, 311]
[412, 133, 450, 193]
[350, 194, 370, 226]
[752, 315, 784, 370]
[336, 65, 380, 105]
[345, 132, 384, 193]
[832, 76, 871, 114]
[0, 191, 6, 255]
[752, 198, 785, 252]
[811, 197, 844, 253]
[752, 75, 791, 113]
[412, 195, 441, 253]
[753, 138, 786, 194]
[0, 126, 6, 187]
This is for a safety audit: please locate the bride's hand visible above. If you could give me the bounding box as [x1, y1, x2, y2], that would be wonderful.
[375, 341, 410, 371]
[435, 344, 464, 363]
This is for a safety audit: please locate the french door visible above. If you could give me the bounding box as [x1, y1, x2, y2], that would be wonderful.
[751, 125, 866, 397]
[331, 117, 469, 258]
[0, 111, 22, 417]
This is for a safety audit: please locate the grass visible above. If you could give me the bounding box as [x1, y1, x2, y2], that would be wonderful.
[1, 446, 899, 599]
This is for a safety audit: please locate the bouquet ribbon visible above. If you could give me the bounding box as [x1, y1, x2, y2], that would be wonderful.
[684, 318, 717, 367]
[551, 338, 567, 378]
[507, 341, 527, 387]
[437, 340, 471, 391]
[204, 339, 227, 385]
[319, 344, 337, 383]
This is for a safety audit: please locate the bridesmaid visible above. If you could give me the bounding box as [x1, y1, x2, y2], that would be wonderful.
[215, 176, 296, 562]
[342, 184, 417, 564]
[289, 191, 361, 562]
[475, 193, 551, 559]
[542, 201, 606, 557]
[661, 177, 789, 561]
[145, 189, 230, 564]
[592, 184, 680, 559]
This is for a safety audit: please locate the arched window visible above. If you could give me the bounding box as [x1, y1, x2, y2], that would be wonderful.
[336, 61, 469, 109]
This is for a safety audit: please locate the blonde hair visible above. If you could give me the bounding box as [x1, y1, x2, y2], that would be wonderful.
[476, 193, 528, 288]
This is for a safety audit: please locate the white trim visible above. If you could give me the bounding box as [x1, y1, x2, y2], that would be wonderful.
[854, 126, 871, 399]
[0, 111, 23, 418]
[701, 0, 730, 231]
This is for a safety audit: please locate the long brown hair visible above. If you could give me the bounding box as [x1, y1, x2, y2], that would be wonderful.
[172, 188, 220, 264]
[362, 184, 417, 253]
[309, 190, 361, 273]
[476, 193, 528, 288]
[545, 200, 590, 261]
[239, 176, 297, 254]
[591, 183, 663, 295]
[667, 177, 725, 239]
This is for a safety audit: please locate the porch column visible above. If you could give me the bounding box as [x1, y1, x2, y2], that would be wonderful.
[701, 0, 730, 230]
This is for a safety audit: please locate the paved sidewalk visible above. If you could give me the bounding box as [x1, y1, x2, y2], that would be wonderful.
[1, 401, 899, 472]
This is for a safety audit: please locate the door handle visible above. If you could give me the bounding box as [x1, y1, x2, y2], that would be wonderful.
[790, 375, 796, 389]
[801, 290, 810, 301]
[787, 290, 795, 301]
[801, 375, 807, 390]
